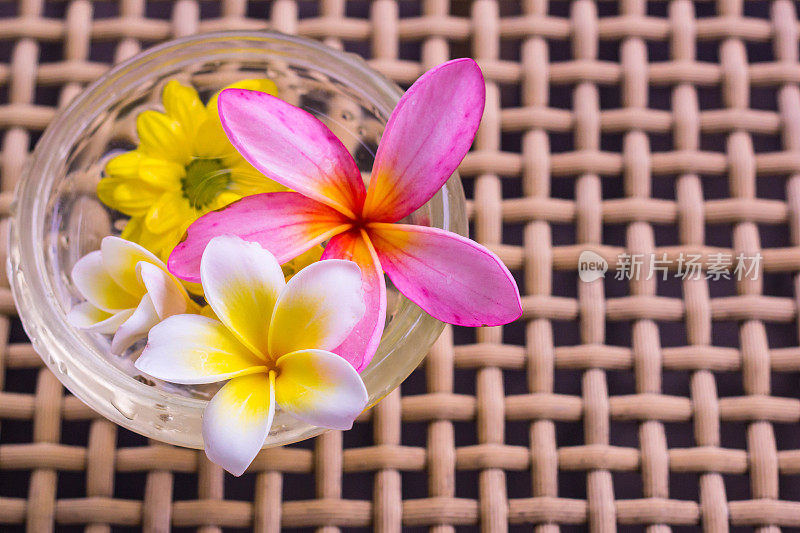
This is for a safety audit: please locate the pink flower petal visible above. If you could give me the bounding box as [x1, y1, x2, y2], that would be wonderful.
[168, 192, 351, 282]
[362, 59, 485, 222]
[321, 230, 386, 372]
[218, 88, 366, 219]
[368, 223, 522, 327]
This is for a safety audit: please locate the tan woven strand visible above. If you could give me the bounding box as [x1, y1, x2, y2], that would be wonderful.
[3, 1, 800, 532]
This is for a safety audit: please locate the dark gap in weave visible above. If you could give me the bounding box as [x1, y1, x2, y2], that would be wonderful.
[602, 223, 627, 247]
[91, 1, 118, 19]
[503, 221, 524, 246]
[198, 1, 221, 19]
[662, 368, 691, 395]
[505, 468, 532, 499]
[606, 320, 633, 348]
[764, 322, 799, 352]
[89, 42, 119, 64]
[658, 317, 687, 345]
[344, 0, 369, 18]
[42, 1, 66, 18]
[761, 272, 794, 298]
[750, 85, 780, 110]
[600, 171, 624, 198]
[342, 41, 370, 58]
[757, 174, 788, 200]
[647, 39, 670, 63]
[752, 130, 781, 152]
[397, 1, 421, 18]
[343, 419, 372, 448]
[341, 470, 372, 501]
[501, 38, 522, 62]
[760, 223, 791, 247]
[454, 468, 478, 500]
[0, 466, 30, 498]
[501, 130, 522, 153]
[172, 471, 198, 500]
[552, 368, 581, 396]
[598, 39, 620, 64]
[664, 419, 695, 449]
[704, 223, 734, 248]
[57, 470, 86, 499]
[552, 270, 578, 298]
[746, 40, 775, 65]
[612, 470, 643, 500]
[607, 369, 636, 396]
[649, 85, 673, 110]
[504, 418, 529, 446]
[723, 470, 752, 501]
[61, 419, 90, 446]
[114, 471, 147, 500]
[548, 82, 573, 109]
[401, 469, 427, 500]
[282, 471, 316, 501]
[502, 315, 525, 346]
[34, 86, 61, 109]
[454, 420, 478, 447]
[599, 84, 621, 110]
[557, 469, 586, 500]
[600, 132, 623, 155]
[144, 1, 176, 20]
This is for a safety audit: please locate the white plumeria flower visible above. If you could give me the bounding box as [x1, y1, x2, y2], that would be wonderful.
[135, 235, 368, 476]
[68, 236, 196, 354]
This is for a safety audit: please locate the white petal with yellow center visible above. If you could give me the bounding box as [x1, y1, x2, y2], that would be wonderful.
[136, 261, 187, 319]
[111, 294, 160, 355]
[202, 371, 275, 476]
[274, 349, 367, 430]
[101, 236, 163, 293]
[135, 315, 265, 384]
[200, 235, 285, 360]
[67, 302, 135, 334]
[71, 251, 140, 312]
[268, 259, 365, 358]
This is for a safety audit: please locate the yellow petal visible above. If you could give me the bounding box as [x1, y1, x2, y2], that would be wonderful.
[97, 177, 162, 216]
[163, 80, 207, 134]
[228, 163, 288, 196]
[193, 117, 235, 159]
[274, 349, 367, 430]
[137, 157, 185, 190]
[145, 192, 188, 234]
[104, 151, 143, 179]
[202, 372, 275, 476]
[137, 110, 191, 163]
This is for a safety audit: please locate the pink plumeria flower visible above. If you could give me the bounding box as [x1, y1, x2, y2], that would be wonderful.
[68, 236, 196, 354]
[168, 59, 523, 371]
[135, 236, 368, 476]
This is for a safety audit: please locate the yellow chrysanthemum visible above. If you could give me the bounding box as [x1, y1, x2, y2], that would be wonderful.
[98, 79, 312, 269]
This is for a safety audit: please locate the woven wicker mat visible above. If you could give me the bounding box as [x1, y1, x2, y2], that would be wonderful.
[3, 1, 800, 532]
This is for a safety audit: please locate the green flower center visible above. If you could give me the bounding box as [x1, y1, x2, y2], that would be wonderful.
[181, 158, 231, 210]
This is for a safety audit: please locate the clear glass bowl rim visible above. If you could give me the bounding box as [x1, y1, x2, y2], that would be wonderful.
[7, 30, 467, 448]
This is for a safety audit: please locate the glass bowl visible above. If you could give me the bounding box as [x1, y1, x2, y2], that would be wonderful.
[8, 31, 467, 448]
